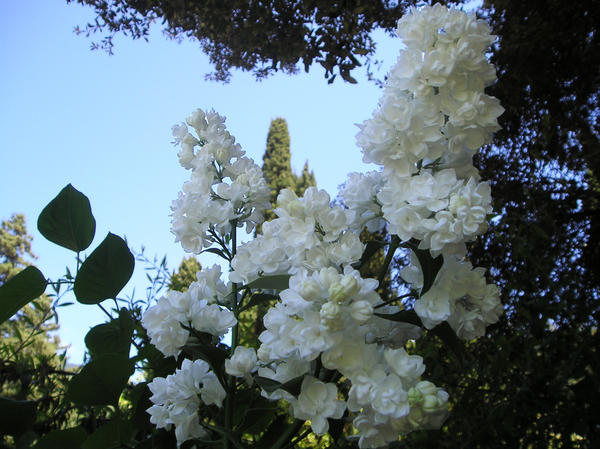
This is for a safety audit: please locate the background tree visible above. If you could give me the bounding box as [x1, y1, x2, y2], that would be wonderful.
[239, 117, 317, 347]
[168, 256, 202, 293]
[398, 2, 600, 448]
[67, 0, 407, 83]
[0, 215, 73, 447]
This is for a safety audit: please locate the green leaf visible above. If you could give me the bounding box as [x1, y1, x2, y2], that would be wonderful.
[37, 184, 96, 252]
[74, 233, 134, 304]
[152, 429, 177, 449]
[85, 310, 133, 358]
[0, 266, 47, 325]
[0, 397, 36, 436]
[201, 247, 229, 259]
[67, 353, 134, 406]
[137, 343, 177, 378]
[374, 309, 422, 326]
[254, 376, 283, 394]
[406, 243, 443, 296]
[130, 383, 153, 433]
[431, 322, 467, 363]
[82, 419, 133, 449]
[245, 274, 291, 291]
[254, 375, 303, 396]
[239, 293, 279, 312]
[32, 427, 87, 449]
[352, 239, 386, 269]
[257, 415, 298, 449]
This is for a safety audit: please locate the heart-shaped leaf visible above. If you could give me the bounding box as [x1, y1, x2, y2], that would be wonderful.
[37, 184, 96, 252]
[74, 233, 134, 304]
[0, 266, 47, 324]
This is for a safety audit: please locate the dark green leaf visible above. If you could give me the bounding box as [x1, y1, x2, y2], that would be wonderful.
[32, 427, 87, 449]
[278, 376, 304, 397]
[67, 353, 134, 406]
[257, 415, 298, 449]
[201, 247, 228, 259]
[245, 274, 291, 291]
[152, 429, 177, 449]
[430, 322, 467, 363]
[0, 397, 36, 436]
[137, 343, 177, 378]
[130, 383, 153, 433]
[374, 309, 422, 327]
[0, 266, 47, 325]
[352, 239, 386, 269]
[239, 293, 279, 312]
[37, 184, 96, 252]
[254, 375, 303, 396]
[406, 243, 443, 296]
[74, 233, 134, 304]
[85, 313, 133, 358]
[235, 395, 278, 435]
[82, 419, 133, 449]
[254, 376, 282, 394]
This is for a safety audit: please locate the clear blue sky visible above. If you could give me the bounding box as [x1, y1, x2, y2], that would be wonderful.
[0, 0, 404, 362]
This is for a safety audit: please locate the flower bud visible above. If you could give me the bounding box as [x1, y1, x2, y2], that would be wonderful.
[329, 274, 359, 303]
[349, 300, 373, 323]
[300, 279, 321, 301]
[320, 302, 341, 323]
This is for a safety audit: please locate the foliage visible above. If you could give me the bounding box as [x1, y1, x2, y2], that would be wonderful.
[261, 117, 317, 223]
[168, 256, 202, 293]
[0, 215, 72, 448]
[66, 0, 409, 83]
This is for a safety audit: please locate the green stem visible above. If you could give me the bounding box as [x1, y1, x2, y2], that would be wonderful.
[374, 292, 414, 309]
[378, 235, 400, 287]
[225, 221, 239, 449]
[271, 420, 305, 449]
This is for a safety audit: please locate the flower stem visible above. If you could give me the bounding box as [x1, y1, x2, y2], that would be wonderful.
[378, 235, 400, 287]
[225, 221, 239, 449]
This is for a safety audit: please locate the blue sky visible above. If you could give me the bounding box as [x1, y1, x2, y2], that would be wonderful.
[1, 0, 405, 362]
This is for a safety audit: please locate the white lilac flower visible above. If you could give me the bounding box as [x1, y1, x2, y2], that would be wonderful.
[225, 346, 258, 380]
[170, 109, 270, 254]
[291, 376, 346, 435]
[147, 359, 225, 446]
[230, 188, 365, 283]
[142, 265, 234, 357]
[356, 3, 502, 181]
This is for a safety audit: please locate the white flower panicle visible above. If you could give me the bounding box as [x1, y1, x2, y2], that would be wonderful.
[142, 265, 236, 357]
[170, 109, 271, 254]
[230, 187, 365, 283]
[147, 359, 226, 446]
[356, 4, 503, 256]
[403, 253, 503, 339]
[147, 5, 504, 449]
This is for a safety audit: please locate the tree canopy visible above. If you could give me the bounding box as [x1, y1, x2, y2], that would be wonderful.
[67, 0, 406, 83]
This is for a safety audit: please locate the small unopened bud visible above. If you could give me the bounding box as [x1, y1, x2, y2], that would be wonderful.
[320, 302, 341, 323]
[329, 275, 359, 303]
[300, 279, 321, 301]
[349, 300, 373, 323]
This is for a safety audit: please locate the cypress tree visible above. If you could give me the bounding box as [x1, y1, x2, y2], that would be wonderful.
[239, 118, 317, 347]
[294, 161, 317, 197]
[262, 118, 296, 222]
